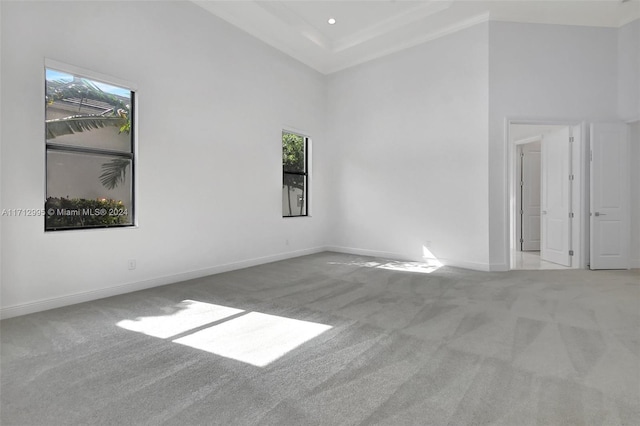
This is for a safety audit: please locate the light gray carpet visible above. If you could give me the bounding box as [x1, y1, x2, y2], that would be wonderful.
[1, 252, 638, 425]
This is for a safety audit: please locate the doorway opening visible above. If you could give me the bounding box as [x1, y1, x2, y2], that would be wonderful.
[508, 121, 587, 270]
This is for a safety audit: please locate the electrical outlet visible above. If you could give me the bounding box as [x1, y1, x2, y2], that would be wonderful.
[128, 259, 136, 270]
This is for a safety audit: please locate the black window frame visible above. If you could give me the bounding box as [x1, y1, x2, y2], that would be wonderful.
[44, 66, 136, 231]
[282, 130, 309, 218]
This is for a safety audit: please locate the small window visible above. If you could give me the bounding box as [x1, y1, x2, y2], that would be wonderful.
[45, 67, 135, 231]
[282, 131, 309, 217]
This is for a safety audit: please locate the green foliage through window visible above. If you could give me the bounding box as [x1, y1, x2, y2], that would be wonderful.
[45, 66, 134, 230]
[283, 131, 308, 217]
[45, 197, 129, 229]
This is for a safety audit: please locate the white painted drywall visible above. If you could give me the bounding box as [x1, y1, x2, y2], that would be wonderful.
[618, 20, 640, 268]
[0, 1, 329, 315]
[326, 23, 490, 270]
[0, 1, 3, 305]
[618, 20, 640, 121]
[488, 22, 620, 270]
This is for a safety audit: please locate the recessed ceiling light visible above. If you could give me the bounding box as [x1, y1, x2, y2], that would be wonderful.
[327, 18, 336, 25]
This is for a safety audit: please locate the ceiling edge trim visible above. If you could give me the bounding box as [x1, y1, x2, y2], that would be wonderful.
[326, 12, 491, 75]
[332, 0, 454, 53]
[618, 15, 640, 28]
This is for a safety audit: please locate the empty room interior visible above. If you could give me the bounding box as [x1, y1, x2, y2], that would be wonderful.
[1, 0, 639, 425]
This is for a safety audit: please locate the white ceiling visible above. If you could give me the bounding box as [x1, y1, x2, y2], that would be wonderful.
[194, 0, 640, 74]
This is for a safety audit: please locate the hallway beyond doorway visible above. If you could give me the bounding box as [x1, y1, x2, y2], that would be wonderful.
[511, 250, 572, 270]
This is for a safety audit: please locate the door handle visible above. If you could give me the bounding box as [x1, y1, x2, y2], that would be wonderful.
[594, 212, 606, 216]
[542, 210, 547, 215]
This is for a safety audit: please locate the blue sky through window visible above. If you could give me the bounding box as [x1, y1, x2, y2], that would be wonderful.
[46, 68, 131, 98]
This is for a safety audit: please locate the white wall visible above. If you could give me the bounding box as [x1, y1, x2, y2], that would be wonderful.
[618, 20, 640, 268]
[2, 2, 637, 317]
[618, 20, 640, 121]
[326, 23, 490, 270]
[0, 1, 329, 316]
[0, 1, 3, 307]
[488, 21, 619, 270]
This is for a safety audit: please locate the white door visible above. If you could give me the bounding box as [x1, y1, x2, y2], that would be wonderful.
[541, 127, 571, 266]
[590, 123, 630, 270]
[521, 141, 541, 251]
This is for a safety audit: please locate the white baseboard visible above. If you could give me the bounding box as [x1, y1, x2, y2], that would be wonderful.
[325, 245, 492, 272]
[326, 246, 424, 262]
[489, 263, 510, 272]
[446, 259, 492, 272]
[0, 246, 326, 320]
[0, 246, 526, 319]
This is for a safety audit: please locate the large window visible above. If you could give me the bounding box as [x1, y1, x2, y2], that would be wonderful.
[282, 131, 309, 217]
[45, 66, 135, 231]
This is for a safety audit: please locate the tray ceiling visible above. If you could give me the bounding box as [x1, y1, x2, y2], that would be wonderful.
[193, 0, 640, 74]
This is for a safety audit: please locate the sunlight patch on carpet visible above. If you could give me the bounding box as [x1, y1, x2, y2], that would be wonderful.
[328, 246, 442, 274]
[116, 300, 243, 338]
[173, 312, 332, 367]
[117, 300, 332, 367]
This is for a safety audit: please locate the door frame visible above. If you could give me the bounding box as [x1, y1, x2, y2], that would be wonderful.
[505, 118, 588, 270]
[515, 136, 542, 252]
[628, 118, 640, 269]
